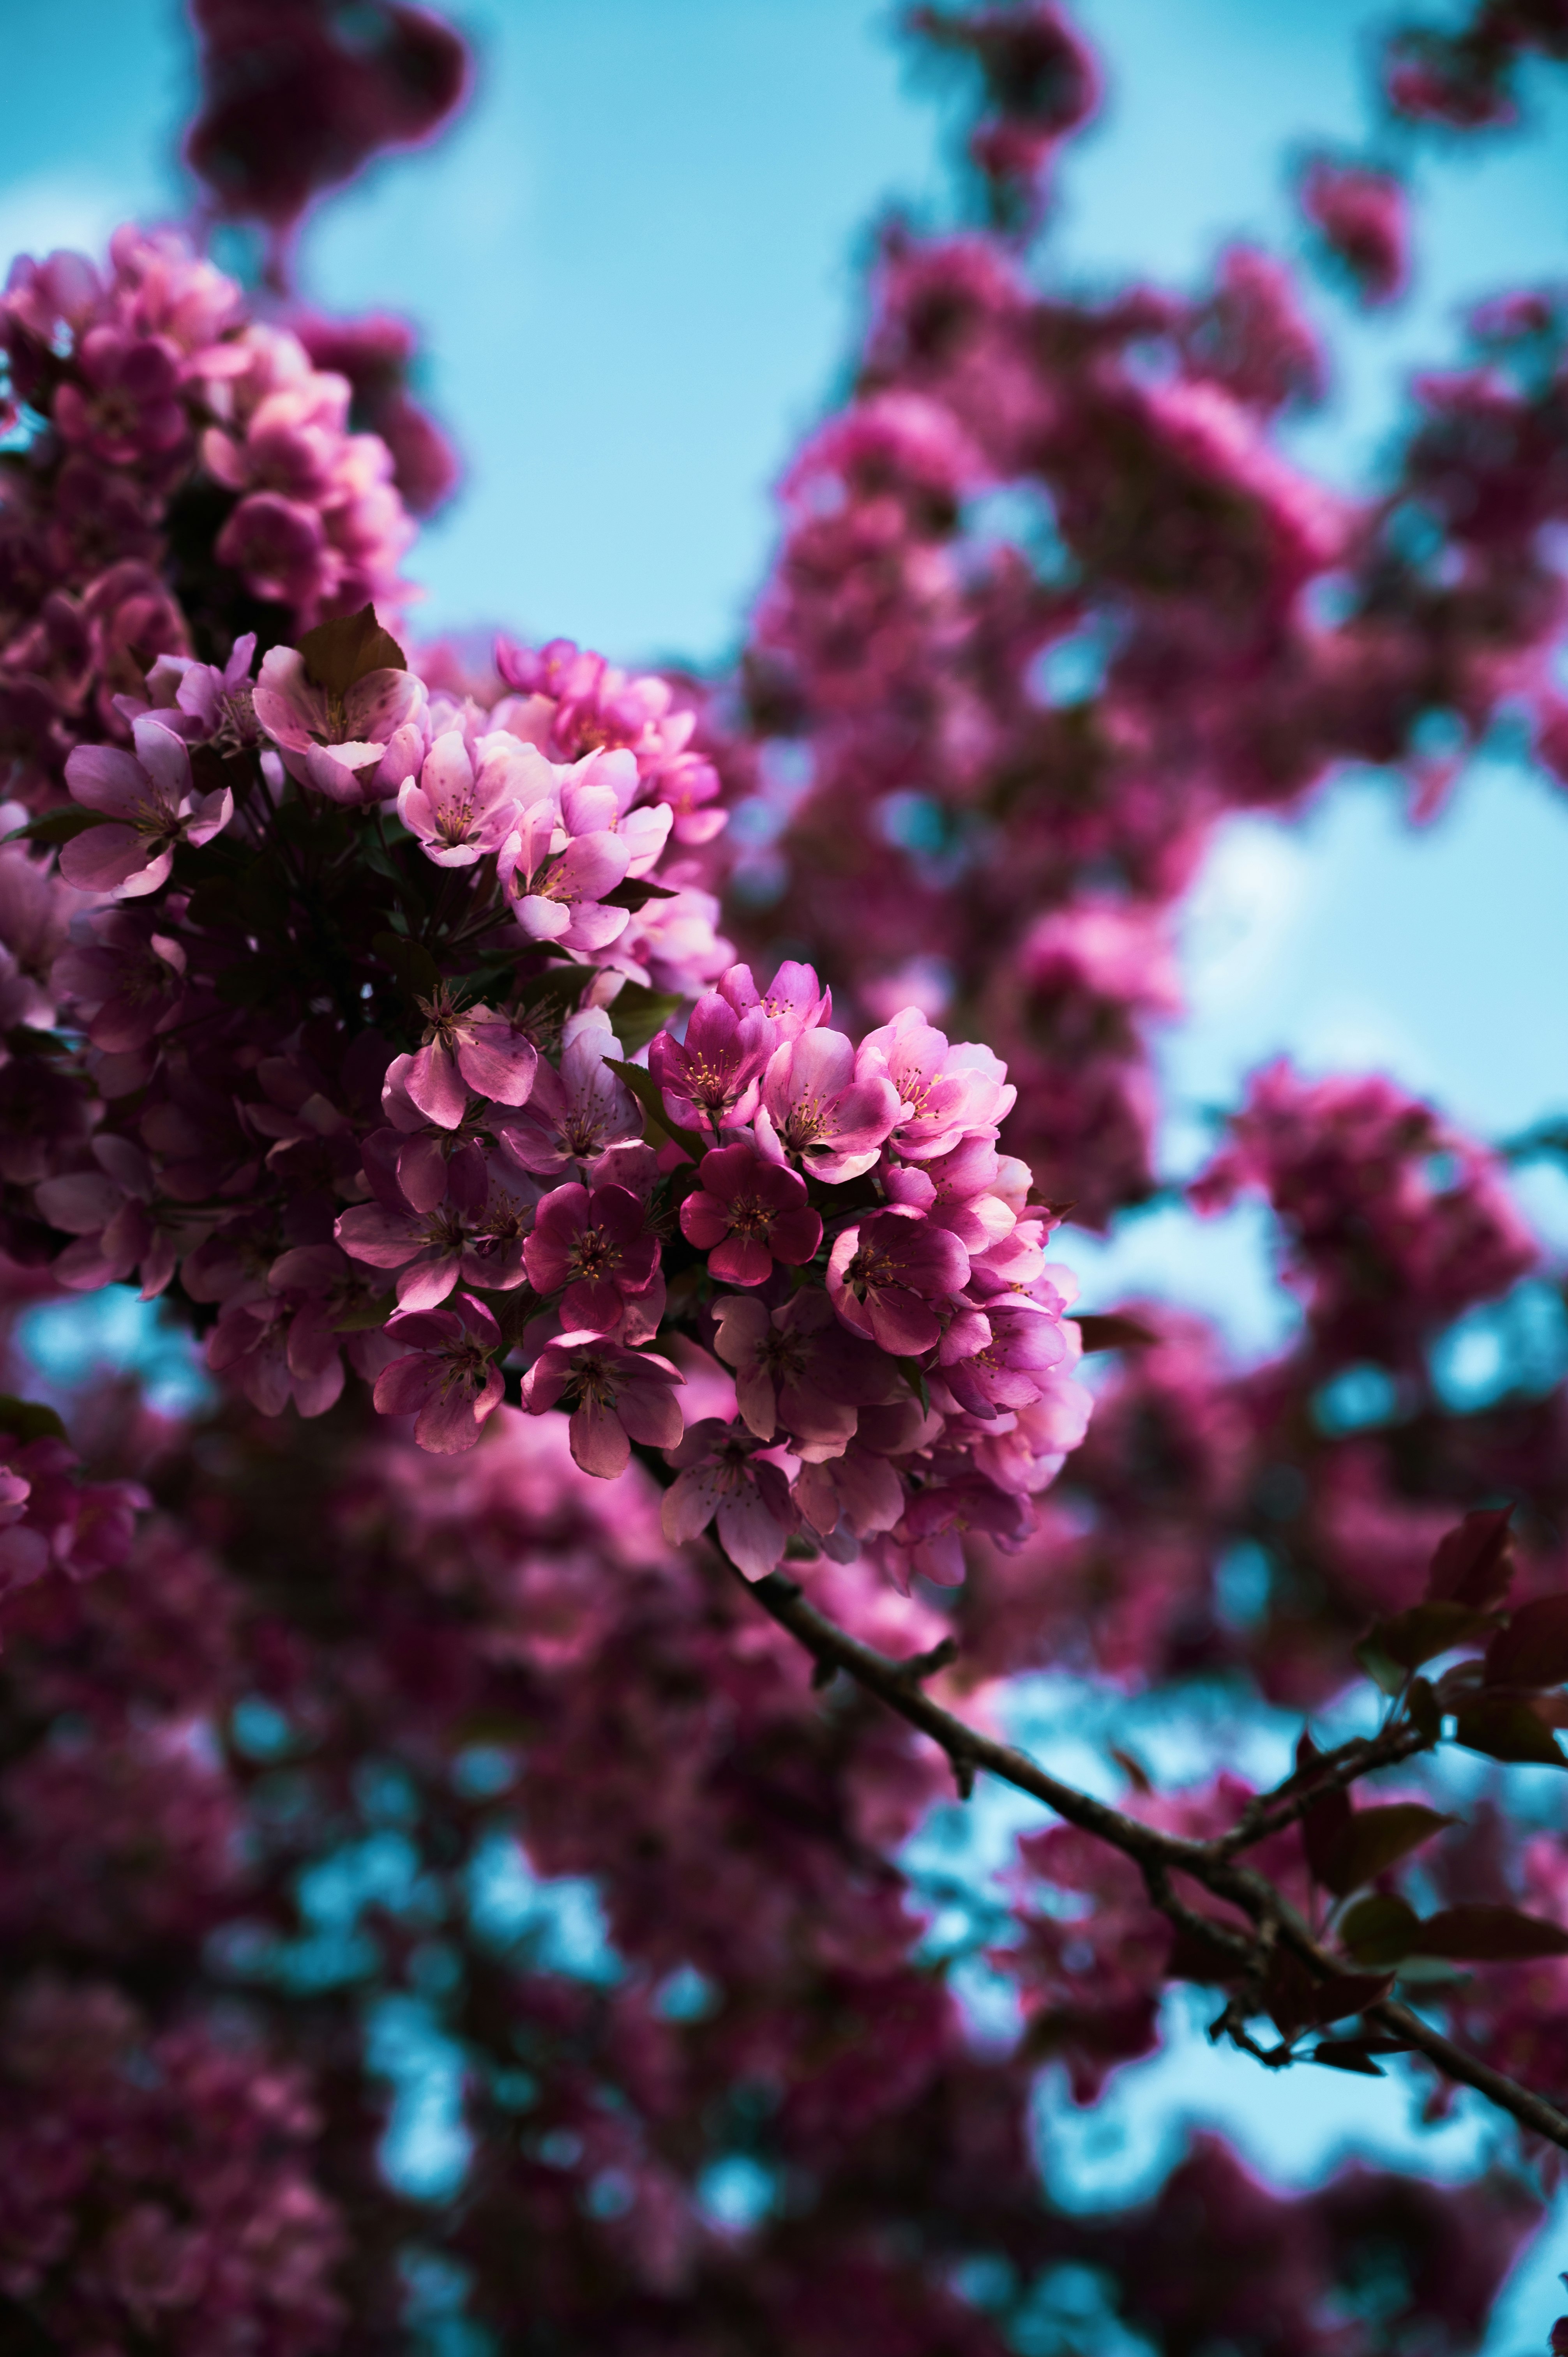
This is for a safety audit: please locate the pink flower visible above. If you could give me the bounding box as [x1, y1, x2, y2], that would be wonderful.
[215, 492, 330, 613]
[34, 1136, 180, 1298]
[678, 1144, 822, 1286]
[373, 1292, 505, 1454]
[754, 1026, 901, 1181]
[523, 1182, 660, 1334]
[60, 717, 233, 897]
[498, 765, 633, 954]
[827, 1207, 969, 1356]
[854, 1008, 1015, 1161]
[381, 992, 538, 1131]
[495, 1009, 641, 1173]
[717, 958, 830, 1039]
[397, 729, 528, 867]
[335, 1143, 491, 1310]
[647, 991, 772, 1134]
[932, 1297, 1070, 1419]
[660, 1417, 798, 1578]
[252, 640, 425, 802]
[793, 1439, 907, 1557]
[52, 908, 186, 1052]
[710, 1289, 897, 1455]
[520, 1332, 685, 1476]
[53, 328, 185, 465]
[880, 1133, 1018, 1255]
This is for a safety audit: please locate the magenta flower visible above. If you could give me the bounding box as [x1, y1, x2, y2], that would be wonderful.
[523, 1181, 660, 1334]
[754, 1026, 900, 1182]
[793, 1439, 907, 1555]
[215, 493, 330, 615]
[381, 991, 538, 1132]
[60, 716, 232, 898]
[854, 1008, 1015, 1161]
[495, 1009, 640, 1173]
[932, 1297, 1070, 1420]
[880, 1473, 1036, 1591]
[53, 328, 185, 465]
[373, 1293, 505, 1454]
[252, 641, 425, 801]
[660, 1417, 798, 1578]
[679, 1144, 822, 1286]
[827, 1207, 969, 1356]
[520, 1332, 684, 1477]
[397, 729, 526, 867]
[647, 991, 772, 1134]
[710, 1288, 897, 1454]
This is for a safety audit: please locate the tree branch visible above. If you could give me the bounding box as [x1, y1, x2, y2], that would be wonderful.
[733, 1562, 1568, 2156]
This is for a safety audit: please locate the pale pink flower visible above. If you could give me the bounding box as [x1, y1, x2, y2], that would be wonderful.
[854, 1008, 1015, 1161]
[60, 717, 233, 897]
[397, 729, 529, 867]
[496, 1009, 640, 1173]
[754, 1026, 900, 1181]
[381, 991, 538, 1132]
[252, 641, 425, 802]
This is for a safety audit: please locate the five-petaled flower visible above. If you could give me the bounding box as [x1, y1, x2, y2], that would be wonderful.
[372, 1292, 505, 1454]
[524, 1181, 660, 1333]
[519, 1332, 684, 1476]
[679, 1143, 823, 1286]
[61, 717, 233, 898]
[827, 1207, 969, 1356]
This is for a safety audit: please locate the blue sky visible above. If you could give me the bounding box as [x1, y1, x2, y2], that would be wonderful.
[7, 4, 1568, 2338]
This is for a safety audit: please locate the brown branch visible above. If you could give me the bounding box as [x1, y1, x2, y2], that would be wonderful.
[735, 1563, 1568, 2156]
[1213, 1722, 1436, 1857]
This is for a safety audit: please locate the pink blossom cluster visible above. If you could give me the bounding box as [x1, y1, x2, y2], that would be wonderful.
[0, 223, 422, 809]
[0, 1976, 343, 2354]
[9, 606, 1091, 1593]
[0, 1410, 146, 1615]
[1299, 156, 1411, 307]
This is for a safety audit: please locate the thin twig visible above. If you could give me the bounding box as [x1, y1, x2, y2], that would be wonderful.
[730, 1561, 1568, 2155]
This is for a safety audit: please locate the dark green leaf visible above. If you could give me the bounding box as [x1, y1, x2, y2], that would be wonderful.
[1485, 1596, 1568, 1691]
[1453, 1693, 1567, 1766]
[1339, 1892, 1420, 1968]
[600, 879, 680, 912]
[6, 806, 111, 845]
[1311, 2041, 1384, 2076]
[609, 985, 681, 1057]
[1409, 1903, 1568, 1961]
[0, 1396, 67, 1444]
[1265, 1949, 1391, 2037]
[298, 603, 406, 693]
[1321, 1804, 1457, 1899]
[1427, 1505, 1515, 1608]
[602, 1057, 705, 1164]
[895, 1356, 931, 1416]
[1075, 1312, 1160, 1352]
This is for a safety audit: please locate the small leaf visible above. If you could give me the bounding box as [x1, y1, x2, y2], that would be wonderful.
[1075, 1312, 1159, 1352]
[1485, 1595, 1568, 1691]
[6, 806, 111, 845]
[602, 1057, 706, 1164]
[1409, 1903, 1568, 1962]
[895, 1355, 932, 1416]
[1427, 1505, 1515, 1608]
[1311, 2041, 1384, 2076]
[608, 985, 681, 1057]
[1321, 1804, 1457, 1899]
[600, 878, 680, 912]
[1108, 1745, 1153, 1795]
[1361, 1601, 1499, 1673]
[1453, 1694, 1568, 1767]
[333, 1292, 397, 1333]
[0, 1396, 67, 1444]
[1339, 1891, 1420, 1968]
[1265, 1948, 1391, 2037]
[298, 603, 406, 693]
